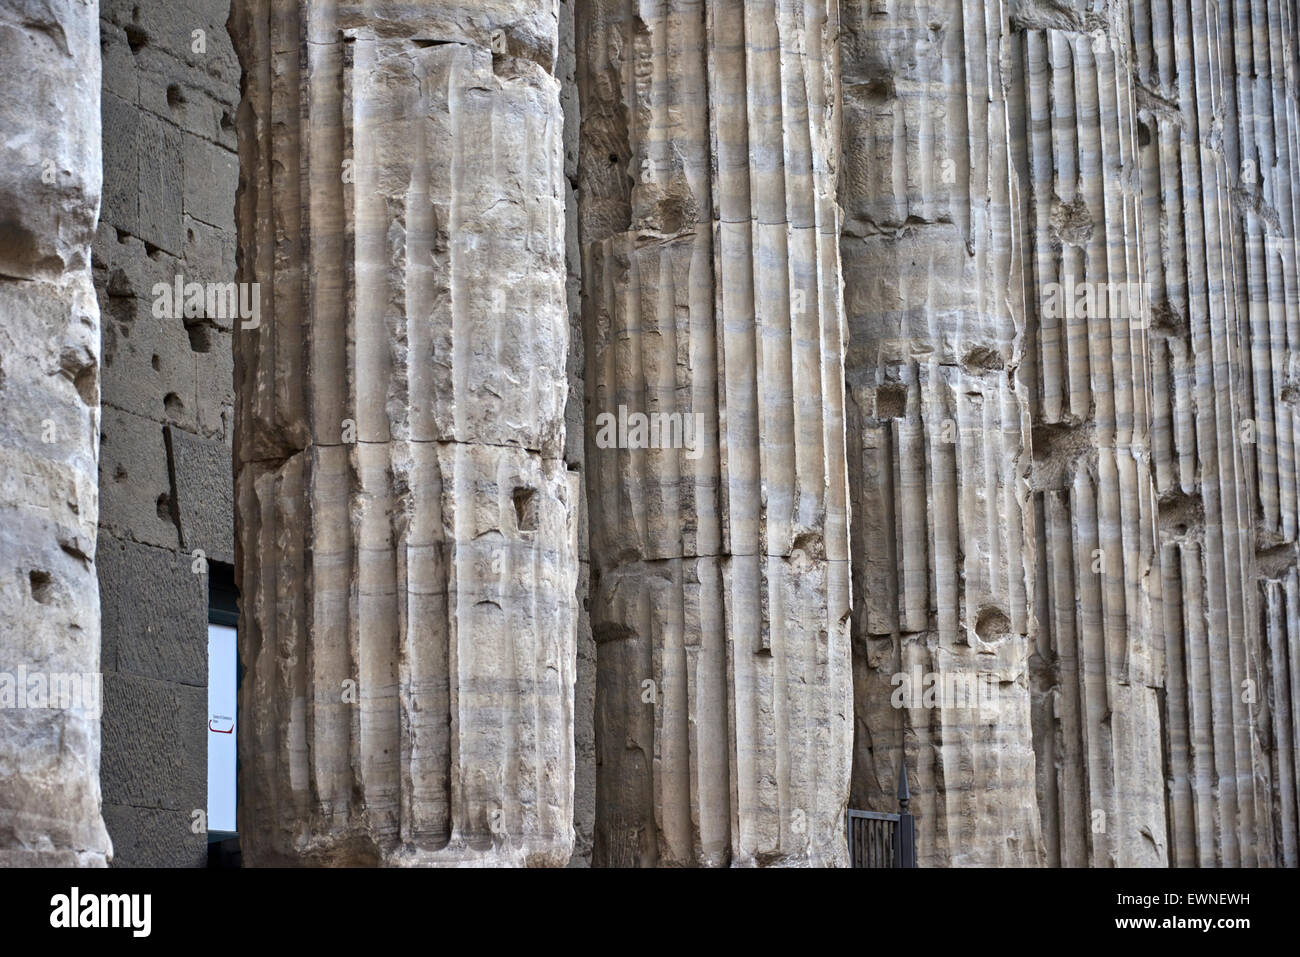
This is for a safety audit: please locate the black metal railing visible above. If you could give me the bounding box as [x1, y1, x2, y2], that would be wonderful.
[846, 757, 916, 868]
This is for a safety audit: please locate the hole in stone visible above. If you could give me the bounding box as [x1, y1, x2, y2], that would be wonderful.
[125, 23, 148, 54]
[151, 353, 160, 370]
[164, 392, 184, 417]
[187, 228, 195, 242]
[167, 83, 186, 110]
[961, 345, 1003, 374]
[156, 492, 172, 521]
[220, 111, 235, 134]
[115, 227, 130, 244]
[106, 296, 134, 335]
[790, 531, 825, 560]
[29, 570, 54, 604]
[1137, 119, 1152, 148]
[114, 464, 128, 483]
[144, 241, 163, 260]
[975, 606, 1011, 640]
[513, 487, 538, 531]
[185, 321, 213, 354]
[608, 153, 619, 164]
[73, 365, 97, 406]
[862, 76, 896, 104]
[1158, 489, 1204, 535]
[106, 267, 133, 297]
[875, 383, 907, 419]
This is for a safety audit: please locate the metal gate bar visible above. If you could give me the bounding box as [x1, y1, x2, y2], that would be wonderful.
[846, 758, 916, 868]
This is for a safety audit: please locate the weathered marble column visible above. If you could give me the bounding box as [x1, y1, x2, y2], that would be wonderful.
[1140, 0, 1300, 868]
[1125, 0, 1270, 868]
[230, 0, 578, 866]
[0, 0, 110, 866]
[1235, 0, 1300, 865]
[1017, 1, 1167, 867]
[577, 0, 853, 866]
[840, 0, 1042, 866]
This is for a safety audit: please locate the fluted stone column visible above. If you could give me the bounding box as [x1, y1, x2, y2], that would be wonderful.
[840, 0, 1043, 866]
[1230, 0, 1300, 869]
[230, 0, 578, 866]
[1126, 0, 1273, 867]
[1139, 0, 1300, 869]
[1016, 1, 1168, 867]
[577, 0, 853, 867]
[0, 0, 110, 866]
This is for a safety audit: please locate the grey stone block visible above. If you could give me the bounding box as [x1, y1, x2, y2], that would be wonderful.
[182, 134, 237, 231]
[166, 425, 233, 563]
[181, 0, 241, 87]
[103, 804, 207, 868]
[138, 70, 215, 143]
[178, 682, 208, 806]
[130, 34, 239, 113]
[99, 293, 202, 432]
[137, 112, 184, 255]
[183, 214, 237, 299]
[98, 406, 181, 549]
[100, 93, 139, 237]
[93, 225, 182, 303]
[102, 0, 210, 68]
[194, 336, 234, 441]
[99, 20, 140, 104]
[98, 533, 207, 685]
[100, 671, 204, 810]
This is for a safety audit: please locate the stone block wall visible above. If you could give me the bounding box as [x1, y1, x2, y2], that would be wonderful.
[91, 0, 238, 867]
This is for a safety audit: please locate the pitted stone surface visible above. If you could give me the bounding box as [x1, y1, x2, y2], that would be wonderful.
[4, 0, 1300, 871]
[0, 0, 110, 868]
[229, 0, 580, 866]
